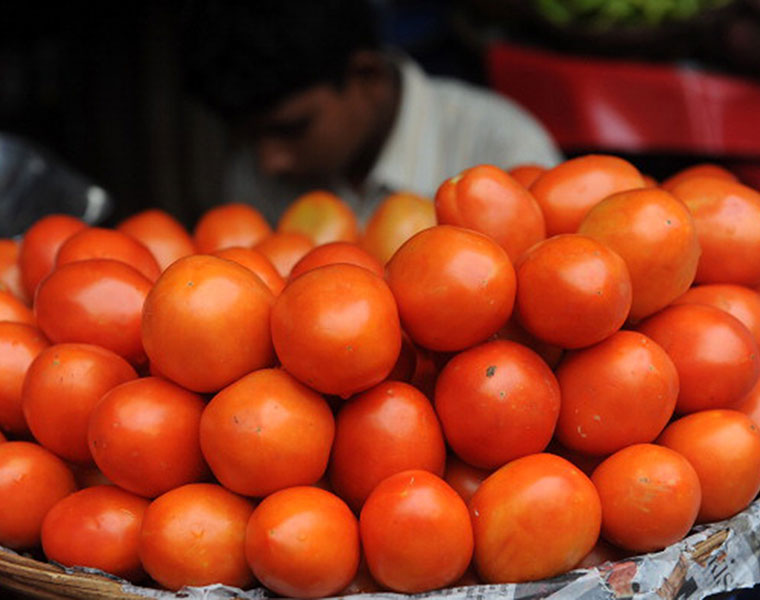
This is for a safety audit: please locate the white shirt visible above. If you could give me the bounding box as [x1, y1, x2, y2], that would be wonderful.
[224, 56, 562, 225]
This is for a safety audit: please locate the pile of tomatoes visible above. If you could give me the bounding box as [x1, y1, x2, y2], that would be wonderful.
[1, 155, 760, 598]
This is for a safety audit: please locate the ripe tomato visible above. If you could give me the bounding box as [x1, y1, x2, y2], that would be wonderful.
[117, 208, 196, 271]
[578, 187, 700, 322]
[360, 192, 436, 265]
[200, 368, 334, 497]
[469, 453, 601, 583]
[671, 177, 760, 285]
[0, 288, 35, 326]
[22, 343, 138, 464]
[515, 234, 632, 349]
[0, 322, 50, 435]
[271, 263, 401, 397]
[289, 241, 384, 281]
[139, 483, 255, 591]
[658, 409, 760, 523]
[555, 331, 679, 456]
[193, 202, 271, 253]
[529, 154, 645, 236]
[41, 485, 150, 582]
[435, 164, 546, 262]
[661, 163, 738, 191]
[491, 318, 564, 368]
[245, 486, 360, 598]
[591, 443, 701, 552]
[0, 239, 28, 303]
[444, 454, 491, 504]
[637, 304, 760, 414]
[386, 225, 516, 352]
[18, 214, 86, 298]
[360, 470, 473, 593]
[55, 227, 161, 282]
[254, 231, 315, 278]
[329, 380, 446, 511]
[213, 247, 285, 296]
[507, 163, 546, 188]
[435, 340, 560, 468]
[88, 377, 209, 498]
[0, 441, 76, 549]
[142, 254, 275, 393]
[277, 190, 359, 245]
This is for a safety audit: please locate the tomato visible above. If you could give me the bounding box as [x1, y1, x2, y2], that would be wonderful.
[289, 241, 384, 281]
[360, 470, 473, 593]
[671, 177, 760, 285]
[657, 409, 760, 523]
[193, 202, 272, 253]
[591, 444, 701, 552]
[277, 189, 359, 245]
[142, 254, 275, 393]
[0, 288, 35, 326]
[254, 231, 315, 278]
[88, 377, 209, 498]
[444, 454, 491, 504]
[0, 441, 76, 549]
[0, 322, 50, 435]
[555, 331, 679, 456]
[469, 453, 601, 583]
[637, 304, 760, 414]
[578, 187, 700, 322]
[139, 483, 255, 591]
[117, 208, 196, 271]
[200, 368, 334, 497]
[529, 154, 645, 236]
[55, 227, 161, 282]
[515, 234, 632, 349]
[22, 343, 137, 464]
[41, 485, 150, 582]
[435, 340, 560, 468]
[271, 263, 401, 397]
[68, 463, 112, 489]
[19, 214, 86, 298]
[213, 247, 285, 295]
[245, 486, 360, 598]
[435, 165, 546, 262]
[386, 225, 516, 352]
[360, 192, 436, 265]
[328, 380, 446, 511]
[0, 239, 28, 303]
[491, 318, 564, 368]
[507, 163, 546, 188]
[661, 163, 738, 191]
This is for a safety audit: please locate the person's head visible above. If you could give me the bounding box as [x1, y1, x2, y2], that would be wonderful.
[181, 0, 397, 183]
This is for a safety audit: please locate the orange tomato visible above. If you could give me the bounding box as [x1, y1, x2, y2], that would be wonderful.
[212, 247, 285, 295]
[117, 208, 196, 271]
[254, 231, 315, 278]
[193, 202, 271, 253]
[289, 241, 384, 281]
[0, 288, 35, 326]
[507, 163, 546, 188]
[277, 189, 359, 245]
[386, 225, 516, 352]
[0, 239, 28, 303]
[529, 154, 645, 236]
[661, 163, 738, 191]
[444, 454, 491, 505]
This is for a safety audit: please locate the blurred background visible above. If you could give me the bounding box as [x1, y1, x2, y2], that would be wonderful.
[1, 0, 759, 233]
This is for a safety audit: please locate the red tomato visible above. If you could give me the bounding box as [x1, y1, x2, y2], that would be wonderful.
[444, 454, 492, 504]
[41, 485, 150, 581]
[277, 190, 359, 245]
[386, 225, 516, 352]
[0, 322, 50, 435]
[245, 486, 360, 598]
[193, 202, 272, 253]
[515, 234, 632, 349]
[139, 483, 255, 590]
[254, 231, 315, 278]
[435, 340, 560, 468]
[435, 164, 546, 262]
[55, 227, 161, 282]
[470, 453, 601, 583]
[0, 441, 77, 549]
[88, 377, 209, 498]
[0, 288, 35, 326]
[491, 318, 564, 368]
[637, 304, 760, 414]
[213, 246, 285, 296]
[555, 331, 679, 456]
[22, 343, 138, 464]
[142, 254, 275, 393]
[578, 187, 700, 322]
[289, 241, 384, 281]
[200, 368, 334, 497]
[507, 163, 546, 188]
[34, 259, 152, 365]
[0, 239, 28, 303]
[271, 263, 401, 397]
[360, 470, 473, 593]
[329, 380, 446, 511]
[658, 409, 760, 523]
[591, 444, 701, 552]
[661, 163, 738, 191]
[117, 208, 196, 271]
[529, 154, 645, 236]
[19, 214, 86, 298]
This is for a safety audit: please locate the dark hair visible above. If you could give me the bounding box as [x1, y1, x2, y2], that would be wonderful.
[180, 0, 380, 119]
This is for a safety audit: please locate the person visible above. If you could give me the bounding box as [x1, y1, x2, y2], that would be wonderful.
[180, 0, 562, 225]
